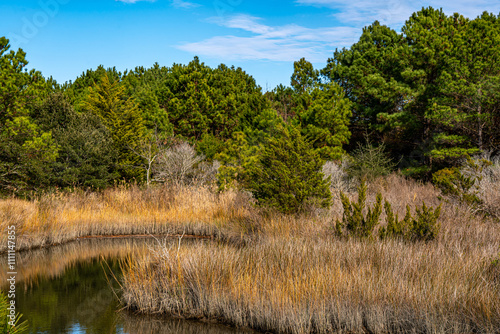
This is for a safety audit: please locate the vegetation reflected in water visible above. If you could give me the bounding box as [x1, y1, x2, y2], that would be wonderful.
[1, 237, 249, 334]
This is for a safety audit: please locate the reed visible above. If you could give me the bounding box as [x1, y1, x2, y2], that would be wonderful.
[2, 174, 499, 333]
[121, 174, 500, 333]
[0, 184, 254, 252]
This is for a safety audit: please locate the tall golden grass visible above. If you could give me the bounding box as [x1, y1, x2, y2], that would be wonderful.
[1, 174, 499, 333]
[122, 174, 500, 333]
[0, 184, 253, 252]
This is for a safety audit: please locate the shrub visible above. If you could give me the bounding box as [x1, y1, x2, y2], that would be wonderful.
[346, 138, 396, 182]
[380, 201, 442, 242]
[322, 160, 354, 194]
[152, 141, 205, 185]
[247, 125, 331, 214]
[335, 180, 383, 238]
[433, 155, 499, 219]
[379, 201, 412, 240]
[432, 165, 481, 206]
[411, 202, 442, 241]
[469, 155, 500, 221]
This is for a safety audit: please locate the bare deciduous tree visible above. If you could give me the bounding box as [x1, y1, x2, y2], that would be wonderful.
[153, 141, 205, 185]
[130, 129, 172, 187]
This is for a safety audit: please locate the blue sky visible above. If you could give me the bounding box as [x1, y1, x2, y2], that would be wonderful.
[1, 0, 500, 90]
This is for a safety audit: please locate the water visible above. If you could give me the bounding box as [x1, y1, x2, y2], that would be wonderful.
[1, 237, 253, 334]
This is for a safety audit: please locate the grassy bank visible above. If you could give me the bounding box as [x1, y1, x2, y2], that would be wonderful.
[121, 175, 500, 333]
[2, 174, 499, 333]
[0, 185, 253, 253]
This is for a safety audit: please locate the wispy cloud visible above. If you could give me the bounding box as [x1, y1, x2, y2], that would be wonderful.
[296, 0, 500, 28]
[177, 0, 500, 64]
[171, 0, 200, 9]
[178, 14, 359, 62]
[116, 0, 200, 8]
[116, 0, 156, 4]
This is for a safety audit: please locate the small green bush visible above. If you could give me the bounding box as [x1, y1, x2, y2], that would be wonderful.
[379, 201, 412, 240]
[380, 201, 442, 242]
[346, 138, 396, 182]
[411, 202, 442, 241]
[432, 166, 481, 206]
[432, 157, 493, 208]
[335, 180, 383, 238]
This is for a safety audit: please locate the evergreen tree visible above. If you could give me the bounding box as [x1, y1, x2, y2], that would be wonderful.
[325, 8, 500, 175]
[33, 93, 119, 189]
[156, 57, 269, 157]
[0, 37, 58, 195]
[84, 74, 146, 179]
[247, 125, 331, 214]
[291, 57, 320, 93]
[293, 81, 352, 160]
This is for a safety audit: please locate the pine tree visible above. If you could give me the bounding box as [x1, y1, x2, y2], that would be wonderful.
[294, 81, 352, 160]
[0, 37, 58, 194]
[85, 74, 146, 179]
[247, 125, 331, 214]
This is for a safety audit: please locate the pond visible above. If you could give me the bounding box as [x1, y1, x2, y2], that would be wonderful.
[1, 237, 254, 334]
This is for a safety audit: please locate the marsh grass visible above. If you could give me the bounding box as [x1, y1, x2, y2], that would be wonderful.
[0, 184, 254, 252]
[1, 174, 499, 333]
[122, 174, 500, 334]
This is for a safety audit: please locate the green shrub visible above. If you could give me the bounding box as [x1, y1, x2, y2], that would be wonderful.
[346, 138, 396, 182]
[380, 201, 442, 242]
[335, 180, 383, 238]
[379, 201, 412, 240]
[410, 202, 442, 241]
[432, 167, 481, 205]
[432, 156, 492, 212]
[247, 125, 331, 214]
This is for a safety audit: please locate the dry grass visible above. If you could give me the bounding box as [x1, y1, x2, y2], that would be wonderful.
[2, 173, 499, 333]
[122, 174, 500, 334]
[475, 156, 500, 220]
[0, 184, 254, 252]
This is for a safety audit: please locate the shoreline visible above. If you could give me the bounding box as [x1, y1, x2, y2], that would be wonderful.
[0, 232, 214, 255]
[1, 179, 499, 333]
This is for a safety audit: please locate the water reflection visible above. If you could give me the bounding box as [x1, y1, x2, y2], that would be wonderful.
[0, 237, 156, 289]
[120, 312, 254, 334]
[0, 237, 252, 334]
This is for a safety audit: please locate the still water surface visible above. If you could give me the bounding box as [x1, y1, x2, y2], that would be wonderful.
[1, 237, 253, 334]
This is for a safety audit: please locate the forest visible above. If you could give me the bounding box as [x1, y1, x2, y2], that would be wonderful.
[1, 7, 499, 201]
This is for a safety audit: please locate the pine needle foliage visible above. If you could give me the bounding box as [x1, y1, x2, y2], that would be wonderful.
[380, 201, 442, 241]
[84, 74, 146, 179]
[411, 202, 442, 241]
[432, 157, 491, 213]
[335, 180, 383, 238]
[379, 201, 413, 240]
[247, 125, 331, 214]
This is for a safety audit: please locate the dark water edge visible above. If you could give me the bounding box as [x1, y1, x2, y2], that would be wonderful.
[2, 237, 254, 334]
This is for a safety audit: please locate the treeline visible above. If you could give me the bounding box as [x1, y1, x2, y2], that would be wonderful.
[1, 7, 499, 197]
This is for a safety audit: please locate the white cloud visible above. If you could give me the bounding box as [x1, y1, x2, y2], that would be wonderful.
[116, 0, 200, 8]
[177, 0, 500, 64]
[116, 0, 156, 3]
[296, 0, 500, 28]
[178, 14, 359, 62]
[171, 0, 200, 9]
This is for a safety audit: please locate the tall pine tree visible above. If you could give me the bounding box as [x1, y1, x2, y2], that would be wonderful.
[84, 74, 146, 180]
